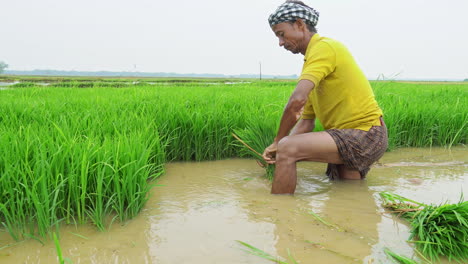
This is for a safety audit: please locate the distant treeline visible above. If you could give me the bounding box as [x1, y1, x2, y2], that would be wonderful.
[4, 69, 298, 79]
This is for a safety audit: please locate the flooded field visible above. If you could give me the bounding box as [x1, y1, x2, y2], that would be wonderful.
[0, 147, 466, 264]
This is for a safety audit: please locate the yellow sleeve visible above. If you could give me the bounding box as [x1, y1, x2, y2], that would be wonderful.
[301, 98, 315, 120]
[299, 42, 336, 86]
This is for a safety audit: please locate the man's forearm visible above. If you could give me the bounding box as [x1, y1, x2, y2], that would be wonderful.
[290, 118, 315, 136]
[273, 79, 315, 143]
[274, 107, 301, 142]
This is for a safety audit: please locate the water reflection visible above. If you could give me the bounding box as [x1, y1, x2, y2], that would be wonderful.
[367, 147, 468, 263]
[146, 160, 276, 264]
[0, 215, 154, 263]
[0, 81, 19, 86]
[273, 170, 379, 263]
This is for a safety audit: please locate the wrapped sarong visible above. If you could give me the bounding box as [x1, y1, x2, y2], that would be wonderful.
[325, 118, 388, 180]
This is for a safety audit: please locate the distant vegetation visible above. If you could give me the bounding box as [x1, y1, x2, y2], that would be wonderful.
[0, 78, 466, 241]
[0, 61, 8, 74]
[4, 69, 298, 79]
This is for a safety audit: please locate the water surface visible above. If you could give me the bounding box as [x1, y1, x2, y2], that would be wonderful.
[0, 147, 466, 263]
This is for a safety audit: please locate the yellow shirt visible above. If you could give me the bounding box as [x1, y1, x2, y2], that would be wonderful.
[300, 33, 382, 131]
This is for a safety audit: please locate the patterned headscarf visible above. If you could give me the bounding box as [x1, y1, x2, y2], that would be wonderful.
[268, 2, 319, 27]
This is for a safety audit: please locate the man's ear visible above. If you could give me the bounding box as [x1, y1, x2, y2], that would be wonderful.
[295, 19, 307, 31]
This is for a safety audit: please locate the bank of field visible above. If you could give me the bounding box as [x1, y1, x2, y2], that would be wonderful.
[0, 79, 467, 240]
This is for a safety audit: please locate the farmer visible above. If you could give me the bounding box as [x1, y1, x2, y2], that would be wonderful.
[262, 0, 388, 194]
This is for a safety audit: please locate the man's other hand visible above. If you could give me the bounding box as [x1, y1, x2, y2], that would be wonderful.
[262, 142, 278, 164]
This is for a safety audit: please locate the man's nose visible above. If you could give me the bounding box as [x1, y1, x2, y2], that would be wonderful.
[278, 38, 284, 47]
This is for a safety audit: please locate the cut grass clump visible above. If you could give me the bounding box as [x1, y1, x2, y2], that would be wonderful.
[380, 192, 468, 262]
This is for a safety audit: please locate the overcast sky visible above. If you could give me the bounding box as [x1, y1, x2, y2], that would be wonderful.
[1, 0, 467, 79]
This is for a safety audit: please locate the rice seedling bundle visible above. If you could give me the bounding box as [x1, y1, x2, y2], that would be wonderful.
[233, 117, 278, 180]
[232, 131, 276, 180]
[380, 192, 468, 262]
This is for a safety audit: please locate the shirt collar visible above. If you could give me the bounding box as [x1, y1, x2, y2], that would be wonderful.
[304, 33, 320, 61]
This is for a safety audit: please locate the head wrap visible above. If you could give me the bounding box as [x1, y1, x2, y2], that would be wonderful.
[268, 2, 319, 27]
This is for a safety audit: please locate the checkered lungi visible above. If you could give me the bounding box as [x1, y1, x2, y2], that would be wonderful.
[325, 118, 388, 180]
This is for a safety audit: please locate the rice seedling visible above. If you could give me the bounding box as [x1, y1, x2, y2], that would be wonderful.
[307, 210, 345, 232]
[236, 240, 297, 264]
[384, 248, 420, 264]
[52, 232, 72, 264]
[232, 132, 276, 180]
[380, 192, 468, 262]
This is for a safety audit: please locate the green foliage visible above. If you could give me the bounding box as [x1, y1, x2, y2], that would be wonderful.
[0, 87, 166, 239]
[233, 117, 278, 180]
[371, 81, 467, 148]
[0, 79, 466, 241]
[52, 232, 72, 263]
[380, 192, 468, 262]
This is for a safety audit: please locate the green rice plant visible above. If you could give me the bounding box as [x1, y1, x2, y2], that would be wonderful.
[372, 82, 467, 148]
[0, 87, 166, 239]
[384, 248, 420, 264]
[236, 240, 297, 264]
[307, 210, 345, 232]
[0, 79, 467, 241]
[380, 192, 468, 262]
[232, 132, 276, 180]
[52, 232, 72, 264]
[231, 102, 282, 181]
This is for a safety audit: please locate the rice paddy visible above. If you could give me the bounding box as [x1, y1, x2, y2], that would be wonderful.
[0, 76, 467, 263]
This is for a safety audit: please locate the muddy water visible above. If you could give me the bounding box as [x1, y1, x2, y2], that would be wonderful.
[0, 147, 467, 263]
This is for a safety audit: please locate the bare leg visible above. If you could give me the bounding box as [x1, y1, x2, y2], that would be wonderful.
[337, 165, 361, 180]
[271, 150, 298, 194]
[271, 132, 343, 194]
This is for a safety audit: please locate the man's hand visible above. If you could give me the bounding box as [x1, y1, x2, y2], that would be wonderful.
[262, 142, 278, 164]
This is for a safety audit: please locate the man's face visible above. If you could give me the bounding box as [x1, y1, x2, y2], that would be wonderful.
[271, 21, 304, 54]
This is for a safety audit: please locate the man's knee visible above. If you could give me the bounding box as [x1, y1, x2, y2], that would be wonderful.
[277, 136, 298, 158]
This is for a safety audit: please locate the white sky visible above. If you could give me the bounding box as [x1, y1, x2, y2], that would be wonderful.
[1, 0, 467, 79]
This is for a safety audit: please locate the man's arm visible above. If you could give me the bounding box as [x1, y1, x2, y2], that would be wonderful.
[274, 79, 315, 142]
[263, 79, 315, 163]
[290, 118, 315, 136]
